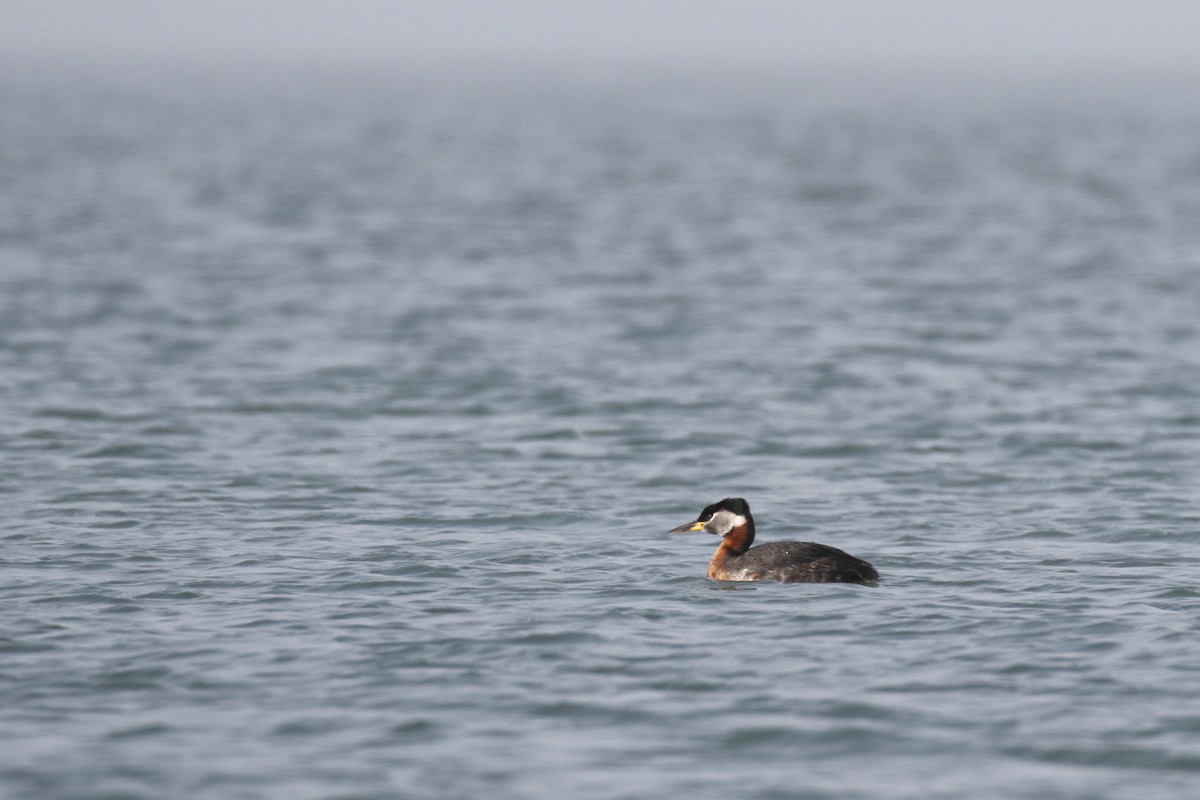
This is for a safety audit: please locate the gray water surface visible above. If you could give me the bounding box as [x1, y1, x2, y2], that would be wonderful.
[2, 66, 1200, 799]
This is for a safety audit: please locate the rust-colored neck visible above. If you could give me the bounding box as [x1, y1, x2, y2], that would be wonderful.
[707, 548, 728, 579]
[707, 524, 754, 580]
[720, 521, 755, 555]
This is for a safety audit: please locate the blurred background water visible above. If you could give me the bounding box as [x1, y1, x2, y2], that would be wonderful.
[2, 62, 1200, 799]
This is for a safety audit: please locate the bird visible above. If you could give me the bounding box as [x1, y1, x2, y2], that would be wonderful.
[670, 497, 878, 584]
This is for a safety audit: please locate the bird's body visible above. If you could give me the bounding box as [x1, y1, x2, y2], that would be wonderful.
[670, 498, 878, 585]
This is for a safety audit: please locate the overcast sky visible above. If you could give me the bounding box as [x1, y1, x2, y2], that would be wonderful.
[3, 0, 1199, 71]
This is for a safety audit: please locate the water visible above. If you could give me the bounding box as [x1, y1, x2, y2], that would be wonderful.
[2, 63, 1200, 799]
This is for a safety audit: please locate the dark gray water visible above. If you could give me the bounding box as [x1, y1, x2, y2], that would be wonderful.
[3, 64, 1200, 799]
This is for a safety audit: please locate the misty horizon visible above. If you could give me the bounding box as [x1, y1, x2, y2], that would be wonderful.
[4, 0, 1200, 74]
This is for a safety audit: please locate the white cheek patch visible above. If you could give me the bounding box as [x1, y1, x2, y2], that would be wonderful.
[705, 510, 746, 535]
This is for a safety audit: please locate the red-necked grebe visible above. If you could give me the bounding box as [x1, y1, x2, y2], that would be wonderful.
[670, 497, 878, 584]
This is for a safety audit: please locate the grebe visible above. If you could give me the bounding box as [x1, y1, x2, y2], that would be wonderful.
[670, 498, 878, 584]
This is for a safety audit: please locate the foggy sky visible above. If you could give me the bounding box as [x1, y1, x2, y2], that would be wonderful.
[3, 0, 1199, 71]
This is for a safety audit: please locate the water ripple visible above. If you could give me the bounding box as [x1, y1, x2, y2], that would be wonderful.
[3, 67, 1200, 800]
